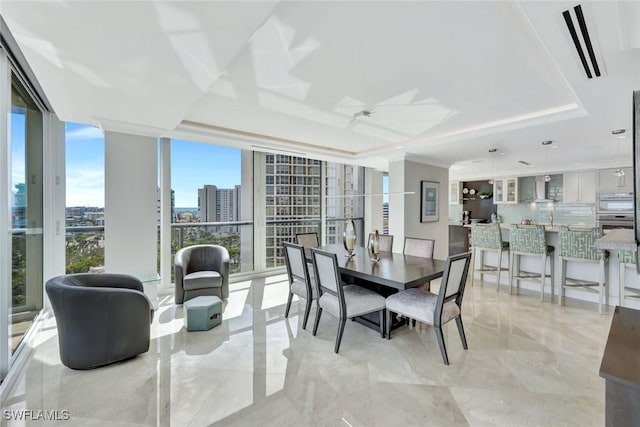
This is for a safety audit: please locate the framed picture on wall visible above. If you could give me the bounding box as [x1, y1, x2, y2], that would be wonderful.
[420, 181, 439, 222]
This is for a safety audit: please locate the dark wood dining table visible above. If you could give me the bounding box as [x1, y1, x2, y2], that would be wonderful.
[305, 244, 447, 330]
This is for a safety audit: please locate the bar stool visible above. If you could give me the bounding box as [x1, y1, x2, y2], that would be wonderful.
[470, 223, 509, 291]
[509, 224, 555, 301]
[619, 249, 640, 307]
[558, 226, 607, 314]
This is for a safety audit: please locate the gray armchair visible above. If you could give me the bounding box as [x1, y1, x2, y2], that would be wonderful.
[45, 273, 154, 370]
[174, 244, 230, 304]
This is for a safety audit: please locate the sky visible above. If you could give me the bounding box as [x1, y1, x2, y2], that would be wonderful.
[65, 123, 242, 208]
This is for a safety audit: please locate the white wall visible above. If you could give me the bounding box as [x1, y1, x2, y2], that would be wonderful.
[389, 159, 449, 259]
[104, 132, 157, 277]
[364, 168, 384, 235]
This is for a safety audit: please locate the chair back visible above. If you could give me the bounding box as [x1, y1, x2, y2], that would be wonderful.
[621, 249, 637, 265]
[509, 224, 547, 254]
[283, 242, 311, 288]
[182, 244, 229, 273]
[471, 223, 503, 250]
[368, 233, 394, 252]
[296, 232, 319, 249]
[436, 252, 472, 311]
[403, 237, 435, 258]
[310, 248, 344, 303]
[559, 226, 605, 260]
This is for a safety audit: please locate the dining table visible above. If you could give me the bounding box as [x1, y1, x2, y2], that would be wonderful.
[305, 243, 447, 330]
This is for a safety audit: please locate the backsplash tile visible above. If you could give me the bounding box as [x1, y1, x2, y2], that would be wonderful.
[497, 202, 595, 226]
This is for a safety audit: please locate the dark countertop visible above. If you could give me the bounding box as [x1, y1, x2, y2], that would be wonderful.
[600, 306, 640, 390]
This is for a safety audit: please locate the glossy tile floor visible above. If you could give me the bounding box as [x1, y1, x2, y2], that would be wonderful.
[2, 275, 612, 426]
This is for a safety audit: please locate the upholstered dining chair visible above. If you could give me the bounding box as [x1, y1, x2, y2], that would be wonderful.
[296, 232, 319, 249]
[174, 244, 229, 304]
[283, 242, 318, 329]
[46, 273, 154, 370]
[385, 251, 472, 365]
[403, 237, 435, 258]
[311, 248, 386, 353]
[368, 233, 394, 252]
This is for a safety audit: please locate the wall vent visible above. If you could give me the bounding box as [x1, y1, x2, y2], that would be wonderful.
[518, 160, 532, 166]
[562, 4, 603, 79]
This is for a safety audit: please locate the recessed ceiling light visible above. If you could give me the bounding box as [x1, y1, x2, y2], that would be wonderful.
[488, 148, 498, 153]
[541, 140, 553, 146]
[612, 129, 626, 135]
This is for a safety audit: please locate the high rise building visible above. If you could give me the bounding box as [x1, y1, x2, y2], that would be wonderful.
[157, 187, 175, 224]
[264, 154, 363, 267]
[197, 185, 240, 223]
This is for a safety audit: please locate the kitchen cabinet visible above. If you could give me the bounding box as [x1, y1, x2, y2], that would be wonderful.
[597, 167, 633, 192]
[493, 177, 518, 204]
[449, 181, 461, 204]
[518, 176, 536, 202]
[564, 171, 596, 203]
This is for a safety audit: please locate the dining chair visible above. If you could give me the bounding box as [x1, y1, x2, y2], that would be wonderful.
[296, 232, 319, 249]
[385, 251, 472, 365]
[310, 248, 386, 353]
[558, 226, 608, 314]
[619, 249, 640, 307]
[368, 233, 394, 252]
[403, 237, 435, 258]
[283, 242, 318, 329]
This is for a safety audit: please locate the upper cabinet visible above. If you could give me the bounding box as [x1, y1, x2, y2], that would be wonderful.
[564, 171, 596, 203]
[449, 181, 461, 205]
[518, 176, 536, 202]
[597, 168, 633, 192]
[494, 177, 518, 204]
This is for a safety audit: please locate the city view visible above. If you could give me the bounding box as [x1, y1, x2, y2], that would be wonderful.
[62, 123, 368, 275]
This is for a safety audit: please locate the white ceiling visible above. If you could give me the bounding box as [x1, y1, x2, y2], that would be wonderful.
[2, 1, 639, 179]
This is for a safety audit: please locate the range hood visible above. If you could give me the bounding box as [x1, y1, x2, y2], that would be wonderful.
[534, 176, 554, 202]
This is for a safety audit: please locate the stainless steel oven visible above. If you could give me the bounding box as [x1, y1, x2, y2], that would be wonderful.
[597, 213, 634, 230]
[596, 192, 634, 214]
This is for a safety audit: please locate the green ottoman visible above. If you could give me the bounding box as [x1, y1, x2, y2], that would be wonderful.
[184, 296, 222, 331]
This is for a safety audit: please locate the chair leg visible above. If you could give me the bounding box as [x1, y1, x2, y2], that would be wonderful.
[455, 316, 468, 350]
[620, 261, 626, 308]
[470, 248, 476, 287]
[550, 253, 555, 300]
[435, 326, 449, 365]
[302, 297, 312, 330]
[559, 259, 566, 306]
[312, 307, 323, 336]
[496, 248, 502, 292]
[284, 292, 293, 318]
[386, 309, 392, 340]
[379, 310, 385, 338]
[508, 251, 514, 295]
[479, 249, 485, 284]
[540, 254, 547, 302]
[598, 259, 605, 315]
[335, 318, 347, 353]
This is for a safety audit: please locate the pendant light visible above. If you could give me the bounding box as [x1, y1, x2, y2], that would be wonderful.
[488, 148, 497, 184]
[542, 140, 552, 182]
[612, 129, 626, 178]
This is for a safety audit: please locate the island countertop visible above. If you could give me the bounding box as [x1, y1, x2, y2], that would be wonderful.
[594, 228, 636, 251]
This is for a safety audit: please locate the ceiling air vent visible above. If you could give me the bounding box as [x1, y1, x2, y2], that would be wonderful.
[518, 160, 532, 166]
[562, 4, 603, 79]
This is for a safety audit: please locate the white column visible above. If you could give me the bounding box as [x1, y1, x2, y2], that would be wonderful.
[240, 150, 254, 272]
[159, 138, 171, 289]
[364, 168, 384, 237]
[42, 115, 66, 290]
[104, 132, 158, 278]
[0, 52, 11, 379]
[252, 151, 266, 272]
[388, 158, 449, 259]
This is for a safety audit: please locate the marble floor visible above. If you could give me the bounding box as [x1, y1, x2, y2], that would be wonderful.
[1, 275, 612, 426]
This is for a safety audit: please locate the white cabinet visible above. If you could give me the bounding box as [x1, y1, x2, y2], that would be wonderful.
[493, 177, 518, 204]
[449, 181, 461, 205]
[597, 168, 633, 192]
[563, 172, 596, 203]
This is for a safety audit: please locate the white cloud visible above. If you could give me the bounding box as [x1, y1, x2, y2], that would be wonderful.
[66, 125, 104, 141]
[66, 167, 104, 207]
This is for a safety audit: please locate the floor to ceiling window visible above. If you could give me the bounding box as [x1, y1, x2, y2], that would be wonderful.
[171, 140, 253, 274]
[10, 72, 43, 353]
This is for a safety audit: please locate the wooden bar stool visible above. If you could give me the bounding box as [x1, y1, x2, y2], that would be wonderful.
[470, 223, 509, 291]
[558, 226, 608, 314]
[619, 249, 640, 307]
[509, 224, 555, 301]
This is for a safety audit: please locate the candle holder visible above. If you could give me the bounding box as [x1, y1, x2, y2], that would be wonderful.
[343, 219, 357, 257]
[370, 229, 380, 262]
